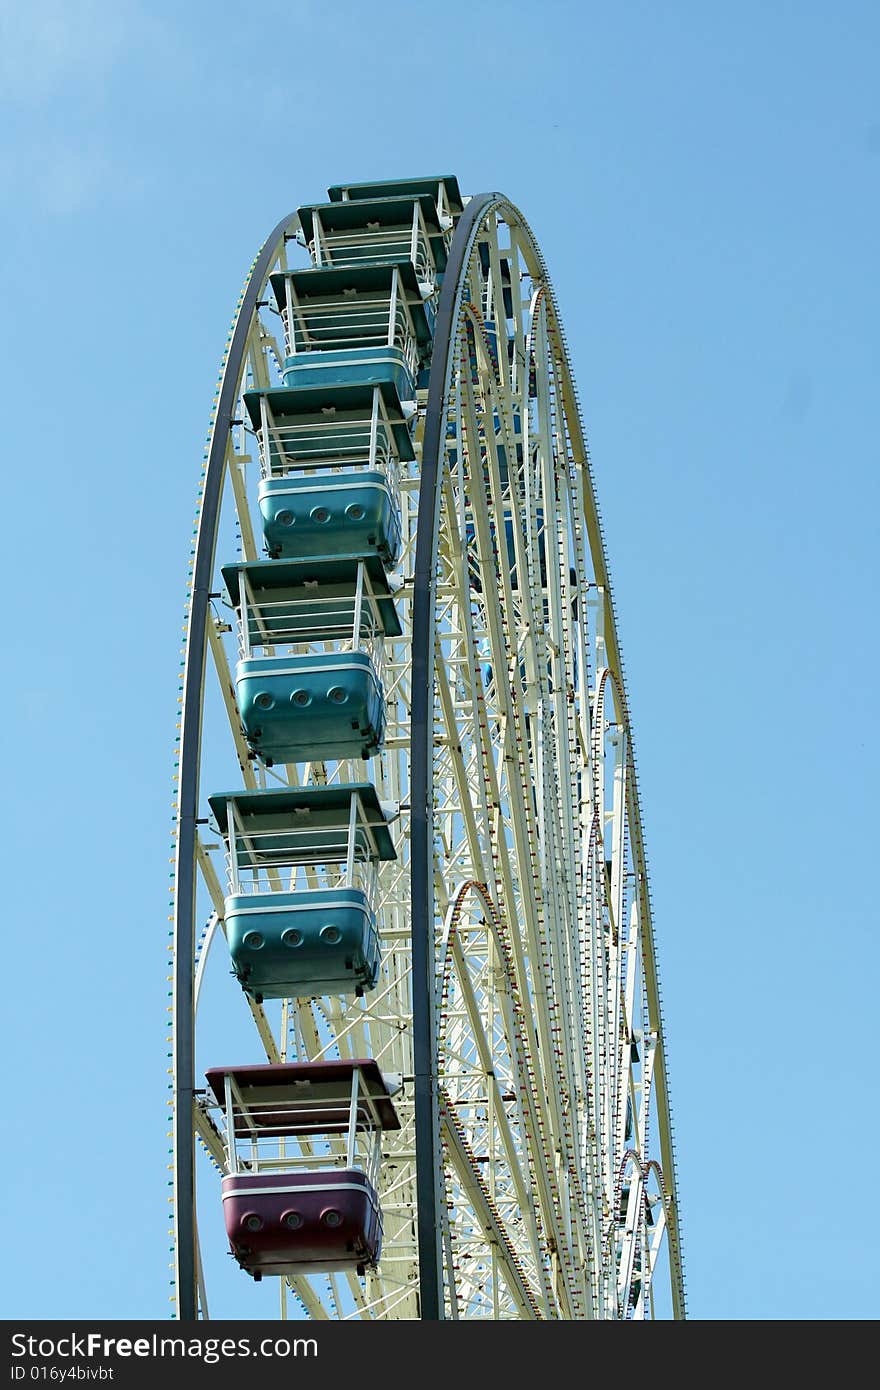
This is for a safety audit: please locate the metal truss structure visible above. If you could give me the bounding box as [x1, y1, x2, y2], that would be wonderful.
[168, 181, 686, 1321]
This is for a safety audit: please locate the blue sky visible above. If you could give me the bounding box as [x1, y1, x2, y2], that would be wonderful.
[1, 0, 877, 1320]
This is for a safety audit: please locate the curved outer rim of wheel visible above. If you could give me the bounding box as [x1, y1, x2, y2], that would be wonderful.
[411, 190, 499, 1318]
[172, 213, 297, 1322]
[414, 193, 684, 1320]
[172, 192, 686, 1322]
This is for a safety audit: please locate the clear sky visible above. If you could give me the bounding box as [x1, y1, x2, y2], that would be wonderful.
[1, 0, 877, 1321]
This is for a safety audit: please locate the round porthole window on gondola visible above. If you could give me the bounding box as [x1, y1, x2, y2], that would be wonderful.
[321, 1209, 342, 1229]
[242, 931, 264, 949]
[254, 692, 274, 711]
[327, 687, 347, 705]
[290, 689, 311, 706]
[346, 503, 365, 520]
[275, 509, 294, 527]
[282, 1211, 304, 1231]
[310, 506, 330, 524]
[281, 928, 304, 948]
[320, 924, 341, 945]
[243, 1213, 264, 1233]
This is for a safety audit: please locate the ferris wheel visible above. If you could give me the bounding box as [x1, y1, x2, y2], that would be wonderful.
[168, 175, 686, 1321]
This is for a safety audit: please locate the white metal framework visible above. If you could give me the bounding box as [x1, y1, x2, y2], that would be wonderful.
[169, 184, 685, 1321]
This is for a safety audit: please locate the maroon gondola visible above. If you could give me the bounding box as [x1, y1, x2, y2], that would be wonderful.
[205, 1059, 401, 1280]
